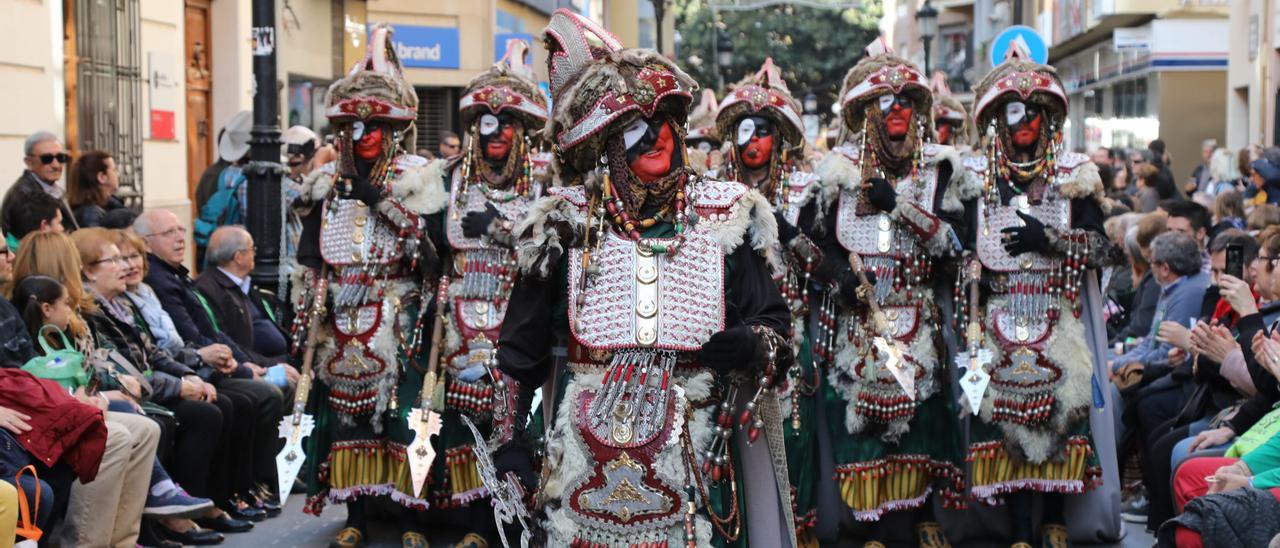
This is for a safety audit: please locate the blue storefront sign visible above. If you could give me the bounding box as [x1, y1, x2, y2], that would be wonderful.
[387, 25, 460, 69]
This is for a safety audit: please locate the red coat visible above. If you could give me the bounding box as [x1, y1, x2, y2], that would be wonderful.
[0, 369, 107, 482]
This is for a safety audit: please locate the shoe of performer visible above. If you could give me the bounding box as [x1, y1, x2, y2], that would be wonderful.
[196, 511, 254, 533]
[453, 532, 488, 548]
[1010, 543, 1033, 548]
[144, 484, 216, 518]
[916, 521, 952, 548]
[1041, 523, 1070, 548]
[401, 531, 430, 548]
[863, 542, 888, 548]
[229, 498, 267, 522]
[161, 525, 225, 546]
[329, 526, 366, 548]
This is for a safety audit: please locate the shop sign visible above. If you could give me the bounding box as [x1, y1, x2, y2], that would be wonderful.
[387, 25, 460, 69]
[148, 51, 178, 140]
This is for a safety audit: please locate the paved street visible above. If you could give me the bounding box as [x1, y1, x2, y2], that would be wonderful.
[223, 495, 1156, 547]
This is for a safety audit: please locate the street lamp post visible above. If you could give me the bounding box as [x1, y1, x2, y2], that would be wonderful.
[916, 0, 939, 74]
[716, 32, 734, 92]
[246, 0, 284, 292]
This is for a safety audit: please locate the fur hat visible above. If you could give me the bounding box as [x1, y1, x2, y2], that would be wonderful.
[837, 39, 931, 135]
[325, 25, 418, 148]
[459, 39, 549, 131]
[687, 89, 721, 145]
[541, 9, 696, 179]
[716, 58, 805, 152]
[972, 43, 1067, 132]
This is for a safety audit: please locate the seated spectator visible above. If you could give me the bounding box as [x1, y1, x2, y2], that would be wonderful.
[16, 230, 250, 537]
[196, 227, 290, 365]
[1160, 199, 1212, 272]
[4, 191, 66, 251]
[1247, 204, 1280, 233]
[0, 229, 34, 366]
[3, 131, 77, 235]
[67, 150, 125, 228]
[1210, 190, 1247, 241]
[1113, 213, 1168, 346]
[1114, 230, 1211, 377]
[1247, 154, 1280, 207]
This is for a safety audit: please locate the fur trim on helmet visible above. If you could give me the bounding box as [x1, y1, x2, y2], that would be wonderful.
[972, 59, 1067, 131]
[459, 65, 549, 131]
[715, 59, 805, 151]
[546, 48, 697, 181]
[839, 54, 932, 136]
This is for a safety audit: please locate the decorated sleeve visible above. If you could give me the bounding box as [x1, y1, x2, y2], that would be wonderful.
[726, 242, 795, 379]
[1045, 197, 1122, 270]
[496, 256, 567, 388]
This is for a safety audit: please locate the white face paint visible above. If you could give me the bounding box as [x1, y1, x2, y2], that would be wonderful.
[1006, 101, 1027, 126]
[352, 121, 365, 141]
[696, 141, 713, 154]
[878, 94, 896, 112]
[479, 114, 500, 136]
[623, 119, 649, 150]
[736, 118, 757, 146]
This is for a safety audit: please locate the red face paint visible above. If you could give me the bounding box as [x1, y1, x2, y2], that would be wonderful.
[1012, 113, 1042, 149]
[884, 103, 913, 139]
[628, 122, 676, 183]
[485, 124, 515, 161]
[937, 124, 953, 145]
[741, 134, 774, 169]
[355, 127, 384, 160]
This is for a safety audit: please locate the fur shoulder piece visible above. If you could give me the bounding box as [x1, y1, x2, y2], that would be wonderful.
[513, 190, 587, 279]
[815, 145, 862, 207]
[300, 162, 338, 203]
[1053, 152, 1105, 204]
[389, 156, 450, 215]
[686, 147, 709, 176]
[692, 179, 780, 269]
[923, 144, 982, 214]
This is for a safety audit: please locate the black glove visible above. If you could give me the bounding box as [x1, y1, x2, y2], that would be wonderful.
[461, 203, 502, 239]
[700, 304, 760, 374]
[340, 174, 385, 207]
[492, 436, 538, 495]
[836, 265, 875, 307]
[865, 177, 897, 212]
[773, 210, 800, 246]
[1000, 210, 1049, 256]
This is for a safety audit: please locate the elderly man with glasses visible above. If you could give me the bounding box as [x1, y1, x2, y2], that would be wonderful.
[2, 131, 78, 234]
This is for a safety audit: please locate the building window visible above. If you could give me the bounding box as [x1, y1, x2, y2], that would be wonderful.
[71, 0, 144, 207]
[288, 79, 330, 137]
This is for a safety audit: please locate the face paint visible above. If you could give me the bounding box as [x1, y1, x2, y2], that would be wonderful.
[480, 113, 517, 161]
[627, 120, 676, 183]
[936, 123, 953, 144]
[736, 118, 757, 146]
[623, 119, 649, 150]
[696, 141, 712, 154]
[882, 94, 914, 139]
[354, 125, 384, 160]
[1008, 101, 1043, 149]
[737, 116, 776, 169]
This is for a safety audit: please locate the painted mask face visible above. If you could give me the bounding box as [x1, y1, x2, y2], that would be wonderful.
[624, 118, 677, 183]
[479, 113, 518, 161]
[879, 93, 914, 139]
[736, 116, 775, 170]
[353, 122, 384, 161]
[936, 122, 954, 145]
[1006, 101, 1044, 149]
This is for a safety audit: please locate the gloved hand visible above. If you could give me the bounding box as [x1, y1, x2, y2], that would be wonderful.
[493, 436, 538, 495]
[340, 174, 385, 207]
[836, 265, 876, 307]
[1000, 210, 1049, 256]
[864, 177, 897, 212]
[700, 304, 760, 374]
[462, 203, 502, 238]
[773, 210, 800, 246]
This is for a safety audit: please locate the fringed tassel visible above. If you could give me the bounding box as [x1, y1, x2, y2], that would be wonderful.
[966, 435, 1099, 504]
[833, 456, 966, 521]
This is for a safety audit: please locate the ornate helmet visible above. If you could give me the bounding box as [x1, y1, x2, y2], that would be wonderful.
[931, 72, 974, 145]
[686, 89, 721, 145]
[458, 39, 549, 132]
[837, 39, 931, 135]
[325, 24, 418, 149]
[972, 43, 1067, 133]
[716, 58, 805, 151]
[541, 9, 697, 178]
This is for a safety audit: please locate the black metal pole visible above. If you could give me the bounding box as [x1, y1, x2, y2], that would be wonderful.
[246, 0, 283, 292]
[923, 36, 933, 75]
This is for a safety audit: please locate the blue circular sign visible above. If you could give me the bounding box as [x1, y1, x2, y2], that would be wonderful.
[990, 25, 1049, 67]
